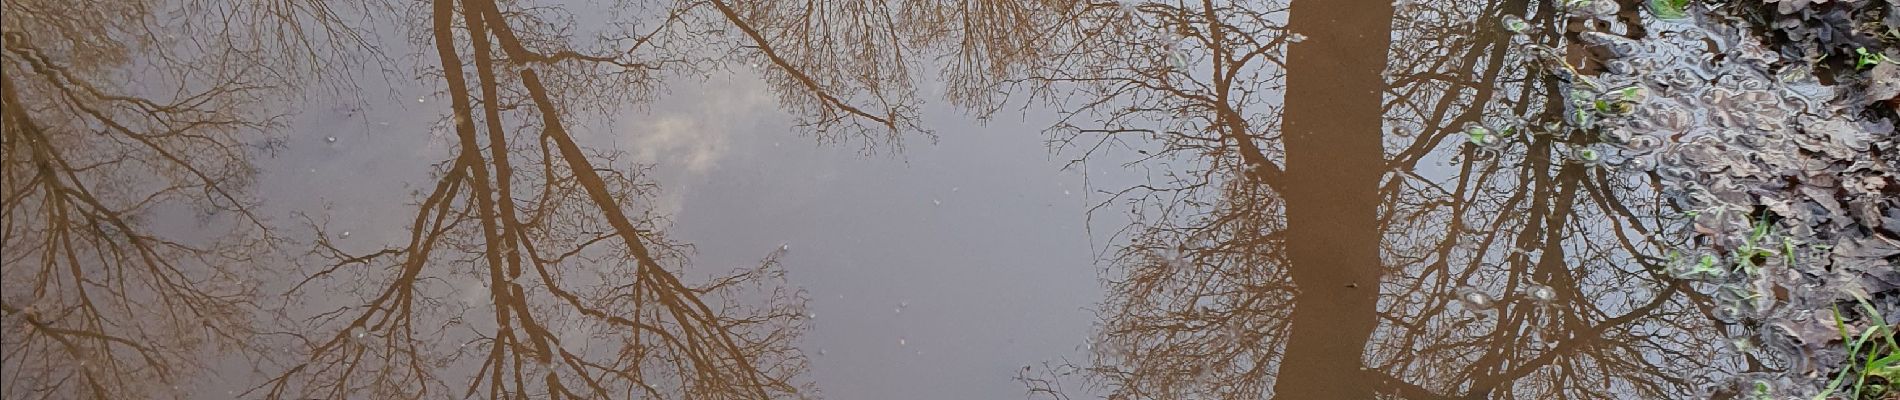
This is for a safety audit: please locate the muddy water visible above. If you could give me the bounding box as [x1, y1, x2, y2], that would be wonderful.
[0, 0, 1797, 399]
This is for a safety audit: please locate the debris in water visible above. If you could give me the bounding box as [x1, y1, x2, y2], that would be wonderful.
[1167, 46, 1189, 70]
[1525, 284, 1557, 304]
[1563, 0, 1619, 17]
[1456, 286, 1497, 310]
[1464, 123, 1500, 146]
[1548, 2, 1900, 392]
[1647, 0, 1690, 20]
[1500, 15, 1530, 34]
[1569, 146, 1603, 165]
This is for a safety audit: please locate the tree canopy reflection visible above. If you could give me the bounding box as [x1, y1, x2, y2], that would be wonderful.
[993, 0, 1749, 398]
[253, 0, 958, 398]
[4, 0, 942, 398]
[3, 0, 1761, 399]
[2, 0, 381, 396]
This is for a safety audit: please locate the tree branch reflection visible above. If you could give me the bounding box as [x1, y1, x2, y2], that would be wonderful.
[989, 0, 1745, 398]
[254, 0, 852, 398]
[2, 0, 380, 396]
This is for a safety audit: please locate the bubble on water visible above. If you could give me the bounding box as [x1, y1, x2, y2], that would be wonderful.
[1288, 33, 1308, 43]
[932, 199, 941, 206]
[899, 337, 908, 346]
[1063, 190, 1071, 195]
[339, 230, 352, 239]
[807, 312, 817, 320]
[1456, 286, 1496, 309]
[417, 97, 426, 103]
[325, 136, 339, 144]
[779, 243, 790, 252]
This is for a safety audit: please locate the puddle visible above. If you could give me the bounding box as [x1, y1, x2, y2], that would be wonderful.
[3, 0, 1892, 399]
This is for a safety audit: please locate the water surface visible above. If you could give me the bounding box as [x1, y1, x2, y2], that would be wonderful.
[1, 0, 1766, 398]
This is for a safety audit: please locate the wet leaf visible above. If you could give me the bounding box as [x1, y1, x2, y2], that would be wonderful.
[1775, 317, 1846, 354]
[1832, 236, 1900, 259]
[1863, 62, 1899, 103]
[1648, 0, 1691, 20]
[1854, 269, 1900, 293]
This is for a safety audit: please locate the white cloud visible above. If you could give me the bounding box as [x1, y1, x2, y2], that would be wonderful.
[631, 115, 730, 174]
[614, 72, 782, 218]
[622, 72, 778, 176]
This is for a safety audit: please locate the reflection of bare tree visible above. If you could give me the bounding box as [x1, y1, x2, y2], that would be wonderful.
[0, 1, 378, 397]
[990, 0, 1744, 399]
[1366, 2, 1747, 398]
[252, 0, 953, 398]
[0, 0, 1007, 397]
[955, 3, 1297, 398]
[716, 0, 927, 147]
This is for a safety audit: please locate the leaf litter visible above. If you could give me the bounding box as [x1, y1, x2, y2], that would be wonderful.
[1517, 0, 1900, 396]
